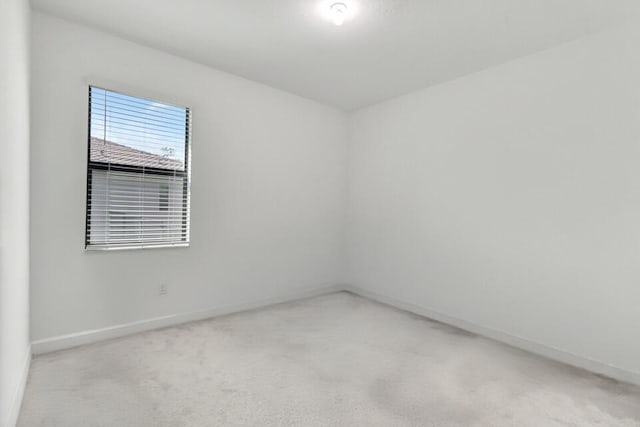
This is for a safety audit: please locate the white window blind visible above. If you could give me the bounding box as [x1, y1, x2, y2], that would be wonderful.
[85, 86, 191, 250]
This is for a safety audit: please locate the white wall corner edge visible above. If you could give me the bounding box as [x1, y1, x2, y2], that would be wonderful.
[5, 346, 31, 427]
[31, 284, 344, 355]
[343, 284, 640, 387]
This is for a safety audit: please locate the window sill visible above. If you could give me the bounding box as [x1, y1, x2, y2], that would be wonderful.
[85, 242, 190, 252]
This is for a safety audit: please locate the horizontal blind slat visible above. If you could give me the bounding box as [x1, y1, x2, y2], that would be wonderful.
[90, 104, 189, 125]
[91, 88, 186, 112]
[90, 127, 186, 147]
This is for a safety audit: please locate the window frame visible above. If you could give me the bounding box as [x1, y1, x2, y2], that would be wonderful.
[84, 85, 192, 251]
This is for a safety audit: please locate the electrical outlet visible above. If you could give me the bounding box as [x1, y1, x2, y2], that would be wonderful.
[159, 284, 168, 296]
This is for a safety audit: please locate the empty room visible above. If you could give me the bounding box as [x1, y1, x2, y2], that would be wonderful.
[2, 0, 640, 425]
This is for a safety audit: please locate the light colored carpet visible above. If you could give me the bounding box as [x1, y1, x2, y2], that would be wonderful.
[18, 292, 640, 426]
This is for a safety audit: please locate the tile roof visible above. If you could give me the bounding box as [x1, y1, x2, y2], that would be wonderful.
[90, 137, 184, 170]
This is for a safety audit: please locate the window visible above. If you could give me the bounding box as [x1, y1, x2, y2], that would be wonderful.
[85, 86, 191, 250]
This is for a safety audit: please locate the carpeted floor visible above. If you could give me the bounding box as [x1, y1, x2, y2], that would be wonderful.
[18, 292, 640, 426]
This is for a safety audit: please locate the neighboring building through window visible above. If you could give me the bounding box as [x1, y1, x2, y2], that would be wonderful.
[85, 86, 191, 250]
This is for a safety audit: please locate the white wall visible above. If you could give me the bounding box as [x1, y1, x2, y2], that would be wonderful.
[30, 13, 348, 343]
[347, 24, 640, 379]
[0, 0, 31, 425]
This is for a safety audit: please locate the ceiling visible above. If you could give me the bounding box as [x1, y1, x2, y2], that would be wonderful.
[31, 0, 640, 110]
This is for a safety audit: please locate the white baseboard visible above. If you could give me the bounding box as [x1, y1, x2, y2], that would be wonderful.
[345, 285, 640, 387]
[32, 284, 342, 355]
[31, 283, 640, 387]
[5, 346, 31, 427]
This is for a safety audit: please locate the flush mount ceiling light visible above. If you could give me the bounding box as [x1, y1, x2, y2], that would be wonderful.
[318, 1, 356, 27]
[330, 2, 348, 26]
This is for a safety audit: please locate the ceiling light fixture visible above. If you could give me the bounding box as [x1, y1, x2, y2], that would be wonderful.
[330, 2, 348, 26]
